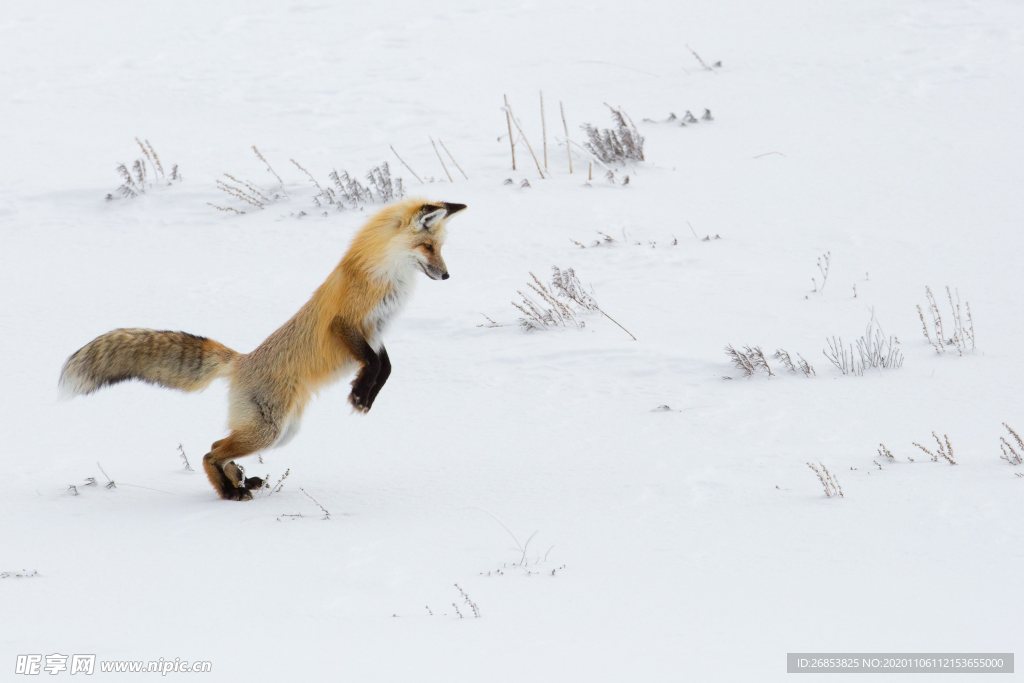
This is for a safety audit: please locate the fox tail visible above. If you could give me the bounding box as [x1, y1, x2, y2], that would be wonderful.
[59, 328, 240, 399]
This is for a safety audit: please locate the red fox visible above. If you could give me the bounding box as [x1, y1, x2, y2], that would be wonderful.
[60, 199, 466, 500]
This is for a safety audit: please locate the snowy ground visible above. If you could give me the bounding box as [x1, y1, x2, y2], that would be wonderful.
[3, 0, 1024, 679]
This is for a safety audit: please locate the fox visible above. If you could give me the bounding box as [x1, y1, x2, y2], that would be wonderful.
[59, 198, 466, 500]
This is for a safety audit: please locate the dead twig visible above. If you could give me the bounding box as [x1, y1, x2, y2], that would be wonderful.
[504, 99, 546, 179]
[560, 101, 573, 174]
[438, 139, 468, 179]
[503, 94, 517, 171]
[300, 487, 331, 520]
[389, 145, 424, 184]
[429, 137, 453, 182]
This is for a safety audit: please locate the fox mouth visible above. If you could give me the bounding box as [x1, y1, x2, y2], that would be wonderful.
[420, 263, 448, 281]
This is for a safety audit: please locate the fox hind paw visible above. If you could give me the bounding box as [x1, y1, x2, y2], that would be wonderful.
[243, 476, 264, 490]
[222, 486, 253, 501]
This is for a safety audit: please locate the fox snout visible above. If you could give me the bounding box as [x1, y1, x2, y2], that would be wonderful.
[421, 261, 449, 281]
[416, 245, 449, 281]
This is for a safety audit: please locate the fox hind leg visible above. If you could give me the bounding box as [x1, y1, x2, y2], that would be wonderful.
[203, 429, 275, 501]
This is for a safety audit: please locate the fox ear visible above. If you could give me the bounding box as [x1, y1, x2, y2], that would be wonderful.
[442, 202, 467, 217]
[417, 206, 447, 230]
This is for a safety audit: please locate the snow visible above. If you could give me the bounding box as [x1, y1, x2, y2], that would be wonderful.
[3, 0, 1024, 679]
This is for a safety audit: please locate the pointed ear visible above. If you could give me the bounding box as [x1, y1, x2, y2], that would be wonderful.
[417, 206, 447, 230]
[442, 202, 467, 217]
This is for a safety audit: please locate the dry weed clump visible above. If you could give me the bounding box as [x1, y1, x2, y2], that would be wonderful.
[581, 104, 644, 164]
[773, 349, 816, 376]
[642, 109, 714, 126]
[1, 570, 39, 579]
[514, 272, 583, 331]
[107, 139, 181, 200]
[454, 584, 481, 618]
[178, 444, 193, 471]
[824, 317, 903, 376]
[512, 267, 635, 339]
[571, 227, 712, 249]
[1000, 423, 1023, 465]
[571, 229, 669, 249]
[807, 462, 844, 498]
[325, 162, 404, 209]
[810, 252, 831, 294]
[209, 146, 288, 214]
[210, 146, 404, 214]
[912, 432, 957, 465]
[725, 345, 773, 377]
[724, 346, 814, 378]
[916, 286, 975, 355]
[266, 468, 290, 495]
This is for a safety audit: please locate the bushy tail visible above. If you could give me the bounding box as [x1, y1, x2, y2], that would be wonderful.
[59, 328, 240, 399]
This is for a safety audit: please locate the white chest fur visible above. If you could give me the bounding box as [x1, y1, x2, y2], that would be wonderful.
[365, 273, 415, 350]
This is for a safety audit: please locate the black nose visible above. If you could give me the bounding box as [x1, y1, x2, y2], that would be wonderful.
[441, 272, 450, 280]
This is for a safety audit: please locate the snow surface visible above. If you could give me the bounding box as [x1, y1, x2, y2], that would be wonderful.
[3, 0, 1024, 679]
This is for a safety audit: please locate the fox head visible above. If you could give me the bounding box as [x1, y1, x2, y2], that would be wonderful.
[393, 200, 467, 281]
[347, 199, 467, 285]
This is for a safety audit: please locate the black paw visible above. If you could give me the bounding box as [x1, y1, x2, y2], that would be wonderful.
[222, 486, 253, 501]
[243, 476, 265, 490]
[348, 390, 371, 413]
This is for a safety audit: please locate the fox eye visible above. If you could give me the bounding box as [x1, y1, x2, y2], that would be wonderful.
[423, 244, 434, 253]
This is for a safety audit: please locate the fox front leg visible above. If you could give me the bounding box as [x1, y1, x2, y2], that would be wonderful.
[331, 318, 380, 413]
[364, 345, 391, 410]
[348, 347, 380, 413]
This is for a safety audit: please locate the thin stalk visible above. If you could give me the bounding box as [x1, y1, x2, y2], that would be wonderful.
[505, 101, 545, 179]
[504, 94, 516, 171]
[439, 139, 468, 179]
[560, 101, 573, 173]
[430, 137, 453, 182]
[599, 309, 636, 340]
[540, 91, 548, 171]
[389, 145, 424, 184]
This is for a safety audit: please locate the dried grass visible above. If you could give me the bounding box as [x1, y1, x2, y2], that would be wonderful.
[514, 272, 582, 331]
[725, 345, 774, 377]
[454, 584, 481, 618]
[581, 104, 644, 164]
[327, 162, 404, 209]
[300, 487, 331, 520]
[267, 468, 290, 495]
[1000, 423, 1023, 465]
[178, 444, 193, 471]
[643, 109, 713, 126]
[917, 286, 975, 355]
[811, 252, 830, 294]
[212, 148, 403, 214]
[912, 432, 957, 465]
[512, 267, 634, 339]
[807, 462, 844, 498]
[773, 348, 816, 377]
[724, 346, 814, 378]
[824, 316, 903, 376]
[107, 140, 180, 200]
